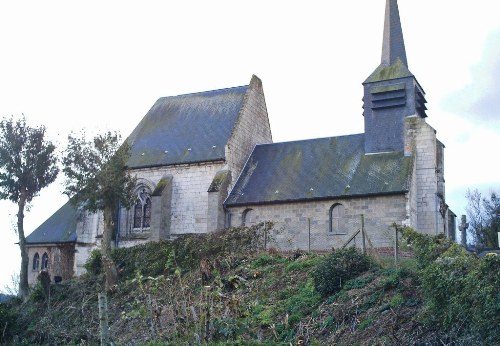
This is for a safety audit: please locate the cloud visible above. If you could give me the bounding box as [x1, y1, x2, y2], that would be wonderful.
[442, 28, 500, 126]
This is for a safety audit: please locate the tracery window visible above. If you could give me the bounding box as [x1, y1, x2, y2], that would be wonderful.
[133, 187, 152, 230]
[32, 253, 40, 271]
[329, 203, 347, 234]
[41, 253, 49, 270]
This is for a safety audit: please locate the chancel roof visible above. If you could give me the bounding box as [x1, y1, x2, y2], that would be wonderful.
[25, 201, 78, 244]
[126, 85, 249, 169]
[225, 134, 413, 206]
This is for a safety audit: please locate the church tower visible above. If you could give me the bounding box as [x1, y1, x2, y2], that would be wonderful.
[362, 0, 427, 154]
[363, 0, 449, 235]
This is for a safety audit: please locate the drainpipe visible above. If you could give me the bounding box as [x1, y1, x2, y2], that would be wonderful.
[223, 204, 231, 228]
[115, 201, 121, 247]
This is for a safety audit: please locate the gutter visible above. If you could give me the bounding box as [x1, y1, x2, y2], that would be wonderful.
[225, 190, 408, 208]
[128, 158, 226, 171]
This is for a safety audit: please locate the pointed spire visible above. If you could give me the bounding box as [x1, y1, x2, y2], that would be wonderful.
[381, 0, 408, 67]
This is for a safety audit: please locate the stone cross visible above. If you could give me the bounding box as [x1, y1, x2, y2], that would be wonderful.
[458, 215, 469, 248]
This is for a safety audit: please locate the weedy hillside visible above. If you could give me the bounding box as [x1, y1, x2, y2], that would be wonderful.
[1, 223, 499, 345]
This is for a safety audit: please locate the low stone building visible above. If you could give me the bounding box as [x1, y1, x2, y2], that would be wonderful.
[26, 0, 455, 284]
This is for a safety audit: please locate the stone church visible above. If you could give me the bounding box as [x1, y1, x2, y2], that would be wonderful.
[26, 0, 456, 284]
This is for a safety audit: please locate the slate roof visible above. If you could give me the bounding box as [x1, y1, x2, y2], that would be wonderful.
[382, 0, 408, 67]
[25, 201, 78, 244]
[126, 85, 249, 169]
[225, 134, 413, 206]
[365, 0, 414, 84]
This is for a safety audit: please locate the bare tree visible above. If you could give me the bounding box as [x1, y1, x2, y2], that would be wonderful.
[2, 273, 20, 297]
[466, 188, 499, 250]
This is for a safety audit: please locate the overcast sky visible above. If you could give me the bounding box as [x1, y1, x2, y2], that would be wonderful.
[1, 0, 499, 292]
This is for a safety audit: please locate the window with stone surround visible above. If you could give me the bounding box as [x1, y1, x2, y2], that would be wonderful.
[41, 252, 49, 270]
[133, 186, 152, 231]
[329, 203, 347, 234]
[32, 253, 40, 271]
[242, 208, 256, 226]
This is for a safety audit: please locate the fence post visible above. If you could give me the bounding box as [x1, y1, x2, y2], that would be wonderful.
[264, 221, 267, 251]
[308, 218, 311, 253]
[147, 293, 156, 338]
[361, 214, 366, 254]
[98, 292, 109, 345]
[394, 227, 399, 269]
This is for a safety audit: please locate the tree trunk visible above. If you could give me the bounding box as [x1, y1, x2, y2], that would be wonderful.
[17, 193, 29, 300]
[102, 206, 118, 292]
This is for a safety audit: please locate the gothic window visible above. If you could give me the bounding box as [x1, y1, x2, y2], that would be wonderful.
[329, 203, 347, 234]
[41, 253, 49, 270]
[32, 253, 40, 271]
[133, 187, 152, 230]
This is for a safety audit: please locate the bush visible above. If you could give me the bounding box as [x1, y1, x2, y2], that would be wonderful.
[401, 226, 500, 343]
[82, 222, 276, 280]
[311, 247, 373, 297]
[0, 302, 20, 343]
[83, 249, 102, 275]
[468, 253, 500, 342]
[399, 225, 453, 268]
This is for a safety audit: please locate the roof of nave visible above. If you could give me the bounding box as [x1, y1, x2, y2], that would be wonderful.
[26, 201, 78, 245]
[125, 84, 249, 169]
[225, 134, 413, 206]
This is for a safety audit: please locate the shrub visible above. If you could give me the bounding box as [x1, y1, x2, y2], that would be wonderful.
[83, 249, 102, 275]
[401, 226, 500, 343]
[311, 247, 372, 297]
[0, 302, 20, 343]
[398, 225, 453, 268]
[468, 253, 500, 342]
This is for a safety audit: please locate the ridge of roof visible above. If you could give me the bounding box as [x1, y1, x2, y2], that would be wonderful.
[156, 84, 249, 100]
[255, 133, 365, 148]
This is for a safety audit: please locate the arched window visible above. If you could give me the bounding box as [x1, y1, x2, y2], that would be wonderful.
[329, 203, 346, 234]
[41, 253, 49, 270]
[133, 186, 152, 230]
[32, 253, 40, 271]
[242, 208, 255, 226]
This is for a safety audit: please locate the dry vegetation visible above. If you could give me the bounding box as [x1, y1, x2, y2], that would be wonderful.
[1, 223, 498, 345]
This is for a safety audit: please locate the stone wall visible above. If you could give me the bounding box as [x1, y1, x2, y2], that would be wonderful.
[72, 162, 225, 274]
[122, 161, 226, 238]
[207, 170, 232, 232]
[225, 75, 272, 192]
[405, 115, 446, 235]
[227, 194, 408, 251]
[73, 243, 96, 277]
[27, 244, 75, 285]
[406, 154, 418, 228]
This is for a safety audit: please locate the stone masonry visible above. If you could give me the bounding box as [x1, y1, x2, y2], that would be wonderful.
[228, 194, 408, 251]
[27, 244, 75, 284]
[405, 115, 448, 235]
[225, 75, 273, 192]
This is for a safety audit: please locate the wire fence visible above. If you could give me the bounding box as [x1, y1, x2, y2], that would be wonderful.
[260, 214, 413, 264]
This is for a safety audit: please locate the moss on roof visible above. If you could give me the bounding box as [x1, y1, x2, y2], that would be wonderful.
[152, 176, 173, 196]
[225, 134, 413, 206]
[208, 170, 230, 193]
[364, 58, 413, 83]
[371, 83, 406, 94]
[26, 201, 78, 244]
[126, 85, 249, 169]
